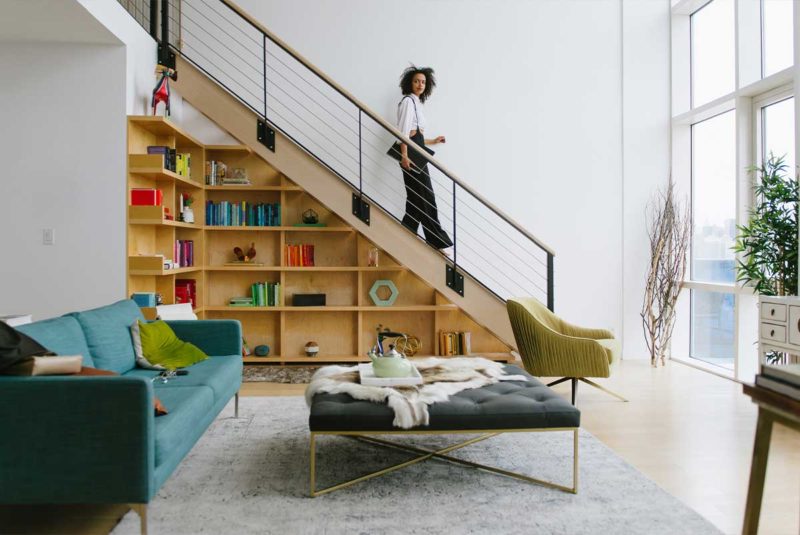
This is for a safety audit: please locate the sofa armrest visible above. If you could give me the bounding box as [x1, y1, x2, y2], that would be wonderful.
[0, 376, 155, 504]
[165, 320, 242, 356]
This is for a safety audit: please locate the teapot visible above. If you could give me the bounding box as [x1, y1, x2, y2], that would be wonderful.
[367, 331, 415, 378]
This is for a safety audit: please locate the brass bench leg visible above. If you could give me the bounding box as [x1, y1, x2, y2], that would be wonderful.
[311, 429, 579, 496]
[128, 503, 148, 535]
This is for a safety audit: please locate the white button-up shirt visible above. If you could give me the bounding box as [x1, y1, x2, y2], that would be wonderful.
[396, 94, 426, 136]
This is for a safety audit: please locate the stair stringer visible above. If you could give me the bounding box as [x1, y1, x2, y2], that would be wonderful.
[175, 56, 515, 348]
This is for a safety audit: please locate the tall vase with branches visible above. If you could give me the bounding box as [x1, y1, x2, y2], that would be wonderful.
[733, 154, 798, 297]
[641, 182, 691, 367]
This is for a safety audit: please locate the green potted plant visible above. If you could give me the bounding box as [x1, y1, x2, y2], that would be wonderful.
[733, 154, 798, 296]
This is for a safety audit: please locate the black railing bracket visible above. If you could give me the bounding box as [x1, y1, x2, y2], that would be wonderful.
[257, 120, 275, 152]
[352, 194, 370, 225]
[446, 264, 464, 297]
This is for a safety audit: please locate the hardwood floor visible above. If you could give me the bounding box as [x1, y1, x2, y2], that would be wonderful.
[1, 359, 797, 534]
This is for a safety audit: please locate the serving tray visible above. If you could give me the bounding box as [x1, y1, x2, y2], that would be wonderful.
[358, 363, 423, 387]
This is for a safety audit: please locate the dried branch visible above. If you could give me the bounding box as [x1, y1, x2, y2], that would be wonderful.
[641, 181, 691, 367]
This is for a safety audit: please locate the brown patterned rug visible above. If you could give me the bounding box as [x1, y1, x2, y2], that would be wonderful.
[242, 365, 316, 383]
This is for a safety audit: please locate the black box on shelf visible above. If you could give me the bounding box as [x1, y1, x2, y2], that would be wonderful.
[292, 293, 326, 306]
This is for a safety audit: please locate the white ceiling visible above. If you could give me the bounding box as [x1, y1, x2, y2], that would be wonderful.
[0, 0, 120, 44]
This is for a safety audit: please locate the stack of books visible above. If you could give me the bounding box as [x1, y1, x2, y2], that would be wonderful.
[221, 176, 251, 186]
[249, 281, 281, 307]
[285, 244, 315, 266]
[148, 146, 176, 172]
[438, 331, 471, 356]
[206, 201, 281, 226]
[756, 364, 800, 400]
[229, 296, 255, 307]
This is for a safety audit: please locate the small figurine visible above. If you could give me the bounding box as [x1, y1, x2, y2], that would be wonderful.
[151, 66, 177, 116]
[233, 242, 257, 262]
[305, 341, 319, 357]
[302, 209, 319, 224]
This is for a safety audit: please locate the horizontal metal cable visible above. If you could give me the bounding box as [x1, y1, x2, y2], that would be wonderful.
[265, 103, 361, 180]
[178, 4, 263, 65]
[192, 0, 263, 48]
[179, 43, 264, 109]
[178, 24, 263, 89]
[454, 237, 548, 296]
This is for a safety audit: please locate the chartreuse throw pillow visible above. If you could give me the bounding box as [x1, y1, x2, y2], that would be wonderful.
[131, 320, 208, 369]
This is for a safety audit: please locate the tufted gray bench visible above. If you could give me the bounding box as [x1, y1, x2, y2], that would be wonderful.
[308, 365, 580, 496]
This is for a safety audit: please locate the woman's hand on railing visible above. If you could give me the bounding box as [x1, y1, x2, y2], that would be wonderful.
[400, 156, 412, 170]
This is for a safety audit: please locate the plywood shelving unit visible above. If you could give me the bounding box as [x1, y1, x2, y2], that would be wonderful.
[126, 116, 512, 363]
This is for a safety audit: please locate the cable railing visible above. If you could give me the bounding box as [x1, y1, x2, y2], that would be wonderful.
[119, 0, 555, 309]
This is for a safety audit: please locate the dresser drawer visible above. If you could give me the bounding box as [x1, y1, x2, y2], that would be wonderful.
[761, 303, 787, 322]
[789, 306, 800, 346]
[761, 323, 786, 344]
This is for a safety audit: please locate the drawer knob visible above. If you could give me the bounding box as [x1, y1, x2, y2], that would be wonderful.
[771, 309, 775, 316]
[771, 329, 775, 337]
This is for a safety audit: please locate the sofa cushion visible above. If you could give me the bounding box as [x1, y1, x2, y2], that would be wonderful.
[16, 317, 94, 368]
[124, 355, 242, 404]
[67, 300, 143, 374]
[150, 385, 214, 466]
[133, 320, 208, 369]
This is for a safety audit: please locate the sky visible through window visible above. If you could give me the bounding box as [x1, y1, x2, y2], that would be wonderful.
[691, 0, 735, 107]
[691, 110, 736, 284]
[763, 0, 793, 77]
[762, 97, 795, 173]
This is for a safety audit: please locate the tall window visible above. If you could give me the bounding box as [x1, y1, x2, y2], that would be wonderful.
[672, 0, 795, 380]
[691, 111, 736, 284]
[761, 97, 795, 171]
[691, 0, 735, 107]
[762, 0, 793, 77]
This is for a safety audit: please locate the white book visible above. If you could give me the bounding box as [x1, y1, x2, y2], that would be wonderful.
[761, 363, 800, 388]
[0, 314, 32, 327]
[755, 375, 800, 401]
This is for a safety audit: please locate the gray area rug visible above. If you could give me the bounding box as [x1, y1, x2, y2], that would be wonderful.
[242, 365, 315, 383]
[113, 397, 721, 535]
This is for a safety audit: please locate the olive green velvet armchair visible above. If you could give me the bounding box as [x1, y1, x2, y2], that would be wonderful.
[507, 297, 627, 405]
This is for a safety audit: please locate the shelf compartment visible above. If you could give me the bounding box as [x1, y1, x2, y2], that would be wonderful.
[206, 309, 280, 356]
[204, 266, 407, 272]
[129, 256, 201, 276]
[129, 155, 203, 189]
[128, 116, 203, 147]
[283, 311, 357, 358]
[205, 226, 353, 232]
[362, 311, 436, 356]
[206, 231, 281, 267]
[362, 270, 437, 306]
[128, 205, 199, 228]
[205, 270, 282, 307]
[206, 185, 302, 191]
[284, 271, 357, 307]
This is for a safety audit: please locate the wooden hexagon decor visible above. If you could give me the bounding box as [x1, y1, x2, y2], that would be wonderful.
[369, 279, 399, 307]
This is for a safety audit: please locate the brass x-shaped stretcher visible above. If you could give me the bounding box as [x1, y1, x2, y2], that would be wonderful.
[309, 428, 579, 497]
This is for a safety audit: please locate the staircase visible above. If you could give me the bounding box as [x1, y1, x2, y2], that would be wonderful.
[122, 0, 554, 348]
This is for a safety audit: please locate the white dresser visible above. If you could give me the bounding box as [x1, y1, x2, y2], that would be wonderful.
[758, 296, 800, 363]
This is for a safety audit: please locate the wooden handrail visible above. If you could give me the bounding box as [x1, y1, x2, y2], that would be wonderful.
[217, 0, 555, 257]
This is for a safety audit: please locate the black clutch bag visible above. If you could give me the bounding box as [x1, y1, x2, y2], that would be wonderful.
[386, 141, 435, 162]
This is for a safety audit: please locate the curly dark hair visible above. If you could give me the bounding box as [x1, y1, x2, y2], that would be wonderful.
[399, 65, 436, 103]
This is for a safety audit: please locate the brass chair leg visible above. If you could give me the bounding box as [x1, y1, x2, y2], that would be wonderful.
[128, 503, 148, 535]
[235, 392, 240, 418]
[578, 378, 628, 402]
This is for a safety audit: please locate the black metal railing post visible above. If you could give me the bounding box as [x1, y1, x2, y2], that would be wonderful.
[256, 34, 275, 151]
[547, 253, 554, 311]
[158, 0, 175, 68]
[149, 0, 159, 40]
[358, 110, 363, 193]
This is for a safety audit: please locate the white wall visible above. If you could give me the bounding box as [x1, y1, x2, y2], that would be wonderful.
[228, 0, 669, 355]
[0, 42, 127, 319]
[0, 0, 158, 320]
[622, 0, 672, 358]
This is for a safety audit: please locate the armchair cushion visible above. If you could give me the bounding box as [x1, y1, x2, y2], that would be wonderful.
[15, 317, 94, 367]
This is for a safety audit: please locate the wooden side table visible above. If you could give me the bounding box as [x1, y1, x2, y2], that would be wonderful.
[741, 383, 800, 534]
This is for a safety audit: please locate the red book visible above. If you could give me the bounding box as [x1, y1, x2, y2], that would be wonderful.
[131, 188, 163, 206]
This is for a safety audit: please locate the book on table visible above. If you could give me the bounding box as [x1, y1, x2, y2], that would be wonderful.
[755, 364, 800, 401]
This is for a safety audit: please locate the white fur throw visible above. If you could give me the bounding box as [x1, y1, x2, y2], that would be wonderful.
[305, 357, 527, 429]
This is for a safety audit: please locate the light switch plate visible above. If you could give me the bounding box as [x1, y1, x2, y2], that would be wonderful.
[43, 228, 55, 245]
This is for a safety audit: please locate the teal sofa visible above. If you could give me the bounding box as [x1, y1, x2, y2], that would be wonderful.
[0, 299, 242, 533]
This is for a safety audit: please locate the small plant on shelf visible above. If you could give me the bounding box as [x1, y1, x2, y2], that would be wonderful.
[180, 193, 195, 223]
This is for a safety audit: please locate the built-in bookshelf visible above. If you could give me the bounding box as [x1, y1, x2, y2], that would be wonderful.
[126, 116, 512, 363]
